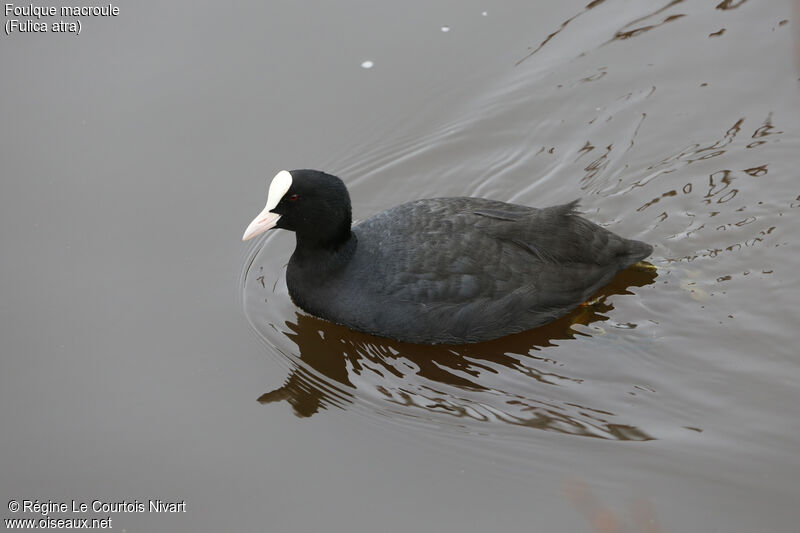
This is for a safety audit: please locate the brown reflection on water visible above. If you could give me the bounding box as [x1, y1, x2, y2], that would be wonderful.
[636, 113, 787, 264]
[577, 90, 653, 192]
[715, 0, 749, 10]
[258, 265, 657, 440]
[516, 0, 687, 66]
[515, 0, 609, 66]
[608, 2, 685, 43]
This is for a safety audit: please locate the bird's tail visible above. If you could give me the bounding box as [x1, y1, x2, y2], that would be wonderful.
[622, 239, 653, 266]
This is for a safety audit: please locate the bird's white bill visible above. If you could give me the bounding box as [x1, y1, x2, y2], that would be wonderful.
[242, 210, 281, 241]
[242, 170, 293, 241]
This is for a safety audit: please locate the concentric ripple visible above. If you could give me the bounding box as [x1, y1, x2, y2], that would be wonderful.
[242, 223, 658, 441]
[241, 0, 798, 453]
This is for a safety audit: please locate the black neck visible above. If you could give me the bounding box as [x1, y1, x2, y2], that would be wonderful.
[291, 230, 357, 271]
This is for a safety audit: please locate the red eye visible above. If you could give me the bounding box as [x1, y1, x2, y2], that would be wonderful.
[288, 194, 299, 202]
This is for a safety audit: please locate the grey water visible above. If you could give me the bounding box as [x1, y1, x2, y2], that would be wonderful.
[2, 1, 799, 531]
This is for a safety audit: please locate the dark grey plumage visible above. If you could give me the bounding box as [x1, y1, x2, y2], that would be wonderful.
[261, 170, 652, 344]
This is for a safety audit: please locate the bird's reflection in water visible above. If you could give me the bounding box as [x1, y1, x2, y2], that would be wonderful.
[259, 264, 656, 440]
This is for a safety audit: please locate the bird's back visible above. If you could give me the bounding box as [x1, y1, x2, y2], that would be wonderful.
[305, 197, 652, 343]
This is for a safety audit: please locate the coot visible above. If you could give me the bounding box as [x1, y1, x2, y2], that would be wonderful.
[243, 170, 652, 344]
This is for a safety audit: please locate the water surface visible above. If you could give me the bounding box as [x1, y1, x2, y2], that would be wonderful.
[2, 1, 799, 531]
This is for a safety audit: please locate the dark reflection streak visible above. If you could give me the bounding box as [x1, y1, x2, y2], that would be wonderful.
[634, 117, 750, 200]
[565, 402, 615, 417]
[609, 14, 686, 42]
[704, 170, 734, 204]
[625, 113, 647, 153]
[575, 142, 595, 161]
[716, 0, 749, 10]
[578, 67, 607, 84]
[617, 0, 684, 31]
[601, 0, 686, 46]
[581, 144, 613, 188]
[242, 249, 259, 289]
[257, 265, 657, 440]
[703, 118, 744, 153]
[515, 0, 609, 66]
[516, 1, 686, 67]
[752, 113, 782, 138]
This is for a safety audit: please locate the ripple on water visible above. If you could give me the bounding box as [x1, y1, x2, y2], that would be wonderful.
[243, 231, 659, 442]
[241, 0, 800, 469]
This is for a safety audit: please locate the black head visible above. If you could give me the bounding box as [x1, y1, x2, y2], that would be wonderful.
[242, 169, 352, 247]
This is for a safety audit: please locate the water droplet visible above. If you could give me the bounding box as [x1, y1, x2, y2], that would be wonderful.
[440, 25, 450, 32]
[360, 60, 374, 69]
